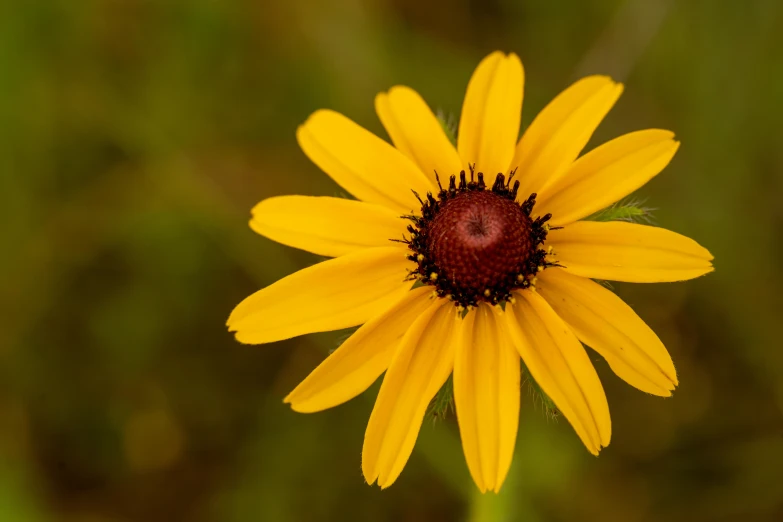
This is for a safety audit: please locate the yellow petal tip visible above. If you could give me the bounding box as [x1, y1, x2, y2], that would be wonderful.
[361, 466, 378, 487]
[284, 395, 325, 414]
[298, 109, 338, 133]
[307, 108, 333, 121]
[226, 317, 240, 331]
[374, 91, 389, 108]
[294, 123, 309, 146]
[387, 85, 411, 97]
[226, 306, 243, 328]
[581, 74, 619, 87]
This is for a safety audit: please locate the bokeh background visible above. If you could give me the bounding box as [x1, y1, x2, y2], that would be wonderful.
[2, 0, 782, 521]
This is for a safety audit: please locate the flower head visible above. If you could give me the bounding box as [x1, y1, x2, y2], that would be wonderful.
[228, 51, 713, 492]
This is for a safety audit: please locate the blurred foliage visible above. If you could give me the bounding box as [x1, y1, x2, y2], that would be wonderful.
[1, 0, 783, 521]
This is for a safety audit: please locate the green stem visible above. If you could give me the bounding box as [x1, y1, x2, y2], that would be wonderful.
[466, 455, 539, 522]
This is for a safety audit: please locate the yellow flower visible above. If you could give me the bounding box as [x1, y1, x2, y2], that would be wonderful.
[227, 51, 713, 492]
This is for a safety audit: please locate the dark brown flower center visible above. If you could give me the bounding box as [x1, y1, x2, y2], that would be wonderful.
[401, 169, 555, 308]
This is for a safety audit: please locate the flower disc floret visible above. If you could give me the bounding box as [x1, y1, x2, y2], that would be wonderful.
[403, 169, 556, 307]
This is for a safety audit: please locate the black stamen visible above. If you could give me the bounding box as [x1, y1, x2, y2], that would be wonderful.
[448, 175, 457, 194]
[477, 172, 486, 190]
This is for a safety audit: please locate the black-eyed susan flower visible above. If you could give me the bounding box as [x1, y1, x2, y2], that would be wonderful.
[228, 51, 713, 492]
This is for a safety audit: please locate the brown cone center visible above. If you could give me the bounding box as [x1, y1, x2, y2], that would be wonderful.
[403, 170, 552, 308]
[427, 190, 534, 297]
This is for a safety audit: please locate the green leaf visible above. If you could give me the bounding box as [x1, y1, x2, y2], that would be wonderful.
[436, 110, 458, 146]
[427, 374, 454, 422]
[331, 326, 360, 354]
[519, 360, 560, 420]
[410, 279, 427, 290]
[584, 197, 654, 224]
[426, 351, 562, 423]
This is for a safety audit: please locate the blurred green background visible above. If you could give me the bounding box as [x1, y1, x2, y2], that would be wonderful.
[1, 0, 782, 521]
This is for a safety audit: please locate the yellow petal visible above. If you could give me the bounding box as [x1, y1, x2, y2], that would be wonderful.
[362, 301, 457, 488]
[250, 196, 406, 257]
[228, 247, 411, 344]
[511, 76, 623, 198]
[538, 269, 677, 396]
[284, 287, 434, 412]
[454, 304, 520, 493]
[504, 290, 611, 454]
[297, 110, 435, 214]
[376, 86, 463, 186]
[537, 130, 680, 226]
[458, 52, 524, 177]
[548, 221, 714, 283]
